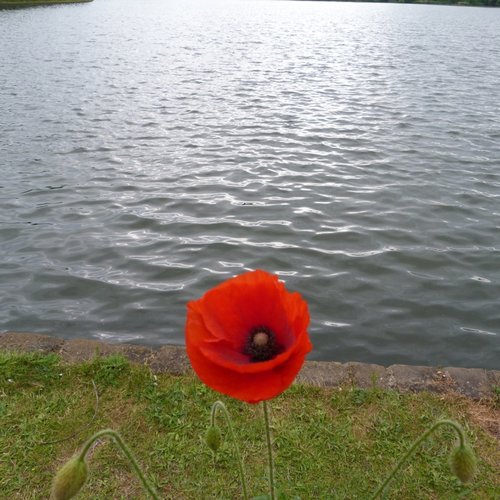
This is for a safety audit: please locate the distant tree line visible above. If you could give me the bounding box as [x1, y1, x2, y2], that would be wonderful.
[320, 0, 498, 5]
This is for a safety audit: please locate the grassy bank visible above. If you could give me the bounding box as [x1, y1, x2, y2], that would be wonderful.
[0, 351, 498, 498]
[0, 0, 92, 9]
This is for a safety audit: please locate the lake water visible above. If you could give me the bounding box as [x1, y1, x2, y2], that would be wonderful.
[1, 0, 499, 369]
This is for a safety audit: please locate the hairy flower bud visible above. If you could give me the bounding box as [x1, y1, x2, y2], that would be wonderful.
[450, 444, 477, 483]
[205, 425, 222, 453]
[52, 456, 88, 500]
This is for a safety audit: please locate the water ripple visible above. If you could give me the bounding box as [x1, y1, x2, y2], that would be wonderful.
[1, 0, 499, 369]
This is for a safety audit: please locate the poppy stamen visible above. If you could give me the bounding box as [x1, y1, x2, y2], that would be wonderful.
[253, 331, 269, 346]
[245, 326, 281, 362]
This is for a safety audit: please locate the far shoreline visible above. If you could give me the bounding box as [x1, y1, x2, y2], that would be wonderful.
[1, 0, 498, 9]
[298, 0, 498, 6]
[0, 0, 92, 9]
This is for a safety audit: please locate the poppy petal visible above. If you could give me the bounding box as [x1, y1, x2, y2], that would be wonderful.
[185, 269, 312, 403]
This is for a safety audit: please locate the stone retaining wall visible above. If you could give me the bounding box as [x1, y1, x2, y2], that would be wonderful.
[1, 332, 498, 400]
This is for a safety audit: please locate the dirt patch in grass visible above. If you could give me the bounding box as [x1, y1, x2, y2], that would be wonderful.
[465, 399, 500, 440]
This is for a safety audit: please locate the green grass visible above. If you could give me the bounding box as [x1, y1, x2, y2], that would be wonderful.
[0, 0, 92, 9]
[0, 351, 498, 499]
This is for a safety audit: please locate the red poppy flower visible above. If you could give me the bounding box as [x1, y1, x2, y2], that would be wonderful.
[185, 270, 312, 404]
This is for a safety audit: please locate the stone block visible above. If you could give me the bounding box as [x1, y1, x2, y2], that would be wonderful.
[386, 364, 442, 393]
[148, 345, 191, 375]
[0, 332, 64, 353]
[59, 338, 122, 363]
[296, 360, 349, 387]
[444, 367, 491, 399]
[115, 344, 154, 365]
[486, 369, 500, 389]
[346, 361, 388, 389]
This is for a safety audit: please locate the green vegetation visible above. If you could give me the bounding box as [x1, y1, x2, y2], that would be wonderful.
[0, 0, 92, 9]
[304, 0, 500, 5]
[0, 351, 498, 498]
[346, 0, 499, 6]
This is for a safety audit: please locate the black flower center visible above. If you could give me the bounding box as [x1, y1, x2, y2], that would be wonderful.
[244, 326, 281, 362]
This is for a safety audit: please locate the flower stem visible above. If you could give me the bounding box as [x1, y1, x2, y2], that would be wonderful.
[211, 401, 249, 500]
[263, 400, 276, 500]
[371, 419, 467, 499]
[78, 429, 160, 500]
